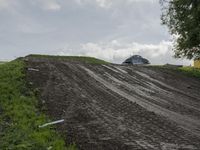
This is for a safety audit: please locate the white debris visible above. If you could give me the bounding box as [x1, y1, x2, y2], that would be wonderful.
[29, 82, 33, 85]
[28, 68, 39, 72]
[39, 119, 64, 128]
[47, 146, 53, 150]
[42, 100, 45, 104]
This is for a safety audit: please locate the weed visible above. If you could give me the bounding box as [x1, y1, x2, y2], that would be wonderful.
[0, 60, 76, 150]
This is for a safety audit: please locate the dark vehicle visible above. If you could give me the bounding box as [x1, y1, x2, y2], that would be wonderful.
[123, 55, 150, 65]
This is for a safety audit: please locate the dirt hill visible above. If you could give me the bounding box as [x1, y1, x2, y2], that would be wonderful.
[25, 56, 200, 150]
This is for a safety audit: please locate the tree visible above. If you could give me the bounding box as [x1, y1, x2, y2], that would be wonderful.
[160, 0, 200, 59]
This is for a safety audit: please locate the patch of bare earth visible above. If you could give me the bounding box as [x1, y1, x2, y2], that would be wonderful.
[26, 57, 200, 150]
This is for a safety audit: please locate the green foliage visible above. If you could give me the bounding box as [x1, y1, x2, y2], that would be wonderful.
[160, 0, 200, 59]
[27, 54, 109, 65]
[0, 61, 77, 150]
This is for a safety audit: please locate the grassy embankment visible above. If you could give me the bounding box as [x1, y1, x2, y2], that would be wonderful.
[0, 60, 76, 150]
[178, 67, 200, 79]
[27, 54, 109, 65]
[149, 65, 200, 79]
[0, 61, 7, 64]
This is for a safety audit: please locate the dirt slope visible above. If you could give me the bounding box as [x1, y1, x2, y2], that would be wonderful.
[26, 57, 200, 150]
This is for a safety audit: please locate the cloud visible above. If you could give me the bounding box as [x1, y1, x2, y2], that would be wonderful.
[0, 0, 16, 10]
[73, 0, 156, 9]
[34, 0, 61, 11]
[0, 0, 191, 66]
[95, 0, 112, 8]
[127, 0, 156, 2]
[80, 40, 171, 63]
[0, 0, 10, 8]
[73, 0, 112, 8]
[42, 0, 61, 11]
[0, 0, 61, 11]
[57, 40, 192, 65]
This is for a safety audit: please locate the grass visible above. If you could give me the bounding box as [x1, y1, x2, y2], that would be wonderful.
[0, 61, 7, 64]
[148, 65, 200, 79]
[26, 54, 109, 65]
[177, 67, 200, 79]
[0, 60, 76, 150]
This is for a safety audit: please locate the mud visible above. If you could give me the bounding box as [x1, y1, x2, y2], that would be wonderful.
[26, 57, 200, 150]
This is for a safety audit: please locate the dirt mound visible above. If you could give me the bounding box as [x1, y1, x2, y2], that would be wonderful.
[26, 56, 200, 150]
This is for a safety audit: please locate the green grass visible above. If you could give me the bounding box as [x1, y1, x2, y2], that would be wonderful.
[27, 54, 109, 65]
[0, 61, 7, 64]
[148, 65, 200, 79]
[178, 67, 200, 79]
[0, 60, 76, 150]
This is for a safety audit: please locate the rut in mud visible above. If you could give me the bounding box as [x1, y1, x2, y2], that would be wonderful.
[26, 57, 200, 150]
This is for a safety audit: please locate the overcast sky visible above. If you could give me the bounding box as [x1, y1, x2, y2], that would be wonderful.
[0, 0, 192, 65]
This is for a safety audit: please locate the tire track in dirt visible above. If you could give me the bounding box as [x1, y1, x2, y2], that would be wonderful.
[26, 58, 200, 150]
[80, 65, 200, 137]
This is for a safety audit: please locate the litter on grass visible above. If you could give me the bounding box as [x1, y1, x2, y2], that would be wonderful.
[28, 68, 39, 72]
[39, 119, 64, 128]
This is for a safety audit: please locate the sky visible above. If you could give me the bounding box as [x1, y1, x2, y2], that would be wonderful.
[0, 0, 192, 65]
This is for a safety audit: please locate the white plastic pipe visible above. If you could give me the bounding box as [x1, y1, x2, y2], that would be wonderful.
[39, 119, 64, 128]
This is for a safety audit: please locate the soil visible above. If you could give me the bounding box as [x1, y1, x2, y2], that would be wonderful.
[26, 57, 200, 150]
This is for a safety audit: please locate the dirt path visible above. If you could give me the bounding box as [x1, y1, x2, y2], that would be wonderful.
[26, 57, 200, 150]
